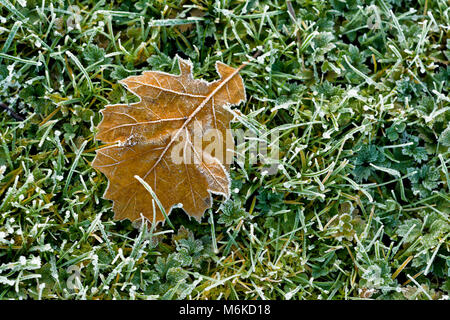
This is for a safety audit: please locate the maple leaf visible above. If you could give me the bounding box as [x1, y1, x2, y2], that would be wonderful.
[92, 56, 246, 224]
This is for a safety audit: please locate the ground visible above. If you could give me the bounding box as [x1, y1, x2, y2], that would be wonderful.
[0, 0, 449, 300]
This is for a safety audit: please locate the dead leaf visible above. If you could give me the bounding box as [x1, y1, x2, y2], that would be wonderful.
[177, 9, 206, 33]
[92, 56, 246, 224]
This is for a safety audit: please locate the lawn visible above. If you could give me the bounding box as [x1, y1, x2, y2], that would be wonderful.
[0, 0, 449, 300]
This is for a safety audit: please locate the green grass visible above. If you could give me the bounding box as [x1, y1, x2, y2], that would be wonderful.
[0, 0, 449, 300]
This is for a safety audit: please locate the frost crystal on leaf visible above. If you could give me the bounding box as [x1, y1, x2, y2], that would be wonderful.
[92, 57, 246, 224]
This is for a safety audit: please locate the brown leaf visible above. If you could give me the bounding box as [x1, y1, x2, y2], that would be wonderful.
[176, 9, 206, 33]
[92, 56, 246, 224]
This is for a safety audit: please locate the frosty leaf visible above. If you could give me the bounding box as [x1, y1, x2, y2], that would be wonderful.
[352, 144, 386, 182]
[401, 133, 428, 163]
[92, 56, 246, 224]
[407, 165, 440, 198]
[396, 219, 422, 243]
